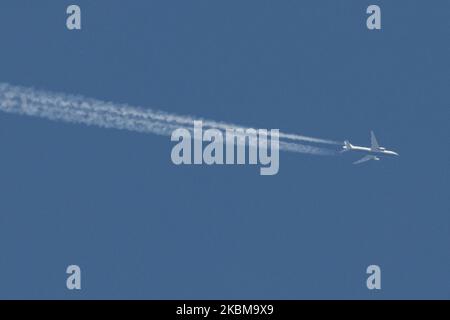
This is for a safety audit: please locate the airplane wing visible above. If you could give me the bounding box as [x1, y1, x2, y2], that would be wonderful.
[353, 155, 376, 164]
[370, 131, 380, 150]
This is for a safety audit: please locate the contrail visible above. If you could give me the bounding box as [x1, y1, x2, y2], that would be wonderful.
[0, 83, 337, 156]
[159, 114, 341, 145]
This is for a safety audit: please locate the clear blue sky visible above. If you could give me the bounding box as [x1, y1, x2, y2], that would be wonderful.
[0, 0, 448, 299]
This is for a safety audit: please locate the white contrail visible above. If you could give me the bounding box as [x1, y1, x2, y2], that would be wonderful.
[0, 83, 337, 156]
[159, 114, 341, 145]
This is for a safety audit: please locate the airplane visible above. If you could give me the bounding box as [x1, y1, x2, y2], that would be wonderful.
[341, 131, 399, 164]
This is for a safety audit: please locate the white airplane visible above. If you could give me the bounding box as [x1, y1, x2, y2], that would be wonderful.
[342, 131, 399, 164]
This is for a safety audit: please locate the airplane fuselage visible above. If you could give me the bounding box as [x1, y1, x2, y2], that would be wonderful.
[348, 145, 398, 157]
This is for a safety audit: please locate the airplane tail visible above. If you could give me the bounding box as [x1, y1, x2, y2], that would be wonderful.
[341, 140, 352, 153]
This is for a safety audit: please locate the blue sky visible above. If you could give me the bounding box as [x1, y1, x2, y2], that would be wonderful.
[0, 0, 448, 299]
